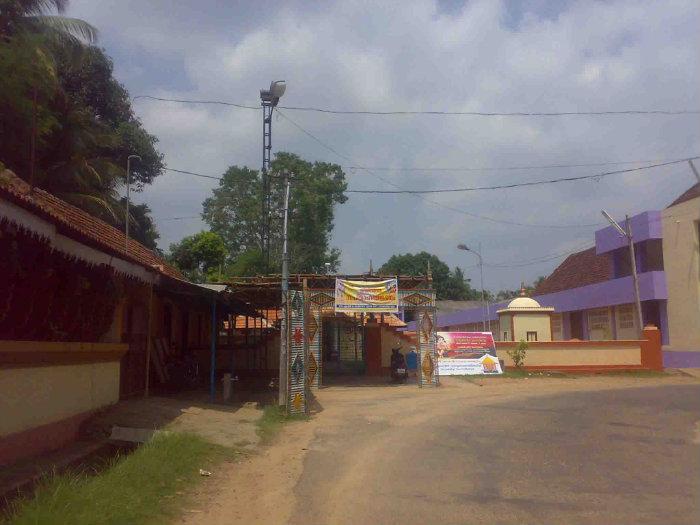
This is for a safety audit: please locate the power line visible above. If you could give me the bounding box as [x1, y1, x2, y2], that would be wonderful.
[133, 95, 700, 117]
[161, 215, 201, 221]
[275, 109, 603, 229]
[346, 157, 699, 194]
[165, 167, 222, 180]
[133, 95, 259, 110]
[483, 243, 594, 268]
[343, 158, 679, 172]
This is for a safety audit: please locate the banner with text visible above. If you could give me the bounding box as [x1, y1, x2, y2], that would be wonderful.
[334, 278, 399, 313]
[437, 332, 502, 375]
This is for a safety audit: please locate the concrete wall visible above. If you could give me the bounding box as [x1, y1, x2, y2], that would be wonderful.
[662, 196, 700, 354]
[495, 326, 662, 371]
[0, 361, 120, 437]
[512, 313, 552, 342]
[496, 341, 641, 367]
[0, 341, 126, 466]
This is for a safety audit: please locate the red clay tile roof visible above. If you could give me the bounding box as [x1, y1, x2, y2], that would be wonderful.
[0, 169, 183, 280]
[668, 182, 700, 208]
[534, 247, 611, 295]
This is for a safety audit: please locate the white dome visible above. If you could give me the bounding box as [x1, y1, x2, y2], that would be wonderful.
[507, 296, 542, 309]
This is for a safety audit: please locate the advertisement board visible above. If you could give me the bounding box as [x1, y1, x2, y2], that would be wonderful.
[436, 331, 502, 375]
[334, 278, 398, 313]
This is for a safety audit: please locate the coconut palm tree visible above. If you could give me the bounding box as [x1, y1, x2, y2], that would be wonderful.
[0, 0, 97, 43]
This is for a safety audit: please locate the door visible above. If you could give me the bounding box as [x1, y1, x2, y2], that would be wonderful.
[570, 312, 584, 340]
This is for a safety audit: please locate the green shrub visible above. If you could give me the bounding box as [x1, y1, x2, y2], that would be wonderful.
[507, 339, 528, 368]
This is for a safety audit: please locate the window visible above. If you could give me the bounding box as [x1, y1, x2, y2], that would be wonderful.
[588, 308, 610, 330]
[551, 314, 562, 339]
[618, 305, 635, 329]
[503, 331, 509, 341]
[526, 331, 538, 341]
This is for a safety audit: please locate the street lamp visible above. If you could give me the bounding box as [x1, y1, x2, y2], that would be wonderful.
[260, 80, 286, 272]
[457, 243, 490, 332]
[125, 154, 141, 252]
[601, 210, 644, 337]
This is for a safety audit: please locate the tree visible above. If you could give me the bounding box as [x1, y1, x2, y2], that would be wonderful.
[117, 199, 159, 251]
[378, 252, 479, 300]
[202, 152, 347, 274]
[0, 1, 163, 236]
[168, 231, 227, 283]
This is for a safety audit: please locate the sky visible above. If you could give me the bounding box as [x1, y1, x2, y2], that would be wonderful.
[67, 0, 700, 291]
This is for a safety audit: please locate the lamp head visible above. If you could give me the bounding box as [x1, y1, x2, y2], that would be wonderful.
[457, 244, 469, 251]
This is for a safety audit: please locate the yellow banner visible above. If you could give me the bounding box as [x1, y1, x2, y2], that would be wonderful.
[334, 278, 398, 313]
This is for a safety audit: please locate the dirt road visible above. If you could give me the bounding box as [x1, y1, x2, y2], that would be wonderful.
[182, 374, 700, 525]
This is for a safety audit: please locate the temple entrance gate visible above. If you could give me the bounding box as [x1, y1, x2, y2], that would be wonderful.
[287, 277, 437, 415]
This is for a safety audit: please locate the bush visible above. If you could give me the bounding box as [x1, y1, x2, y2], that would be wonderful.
[507, 339, 528, 368]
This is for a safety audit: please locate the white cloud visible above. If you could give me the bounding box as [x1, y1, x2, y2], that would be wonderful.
[68, 0, 700, 288]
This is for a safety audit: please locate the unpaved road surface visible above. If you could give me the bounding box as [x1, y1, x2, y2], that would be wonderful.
[183, 375, 700, 525]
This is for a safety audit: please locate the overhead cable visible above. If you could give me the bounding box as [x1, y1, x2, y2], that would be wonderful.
[346, 157, 699, 194]
[133, 95, 700, 117]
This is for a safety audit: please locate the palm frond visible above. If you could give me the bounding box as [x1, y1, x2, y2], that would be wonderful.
[31, 15, 98, 43]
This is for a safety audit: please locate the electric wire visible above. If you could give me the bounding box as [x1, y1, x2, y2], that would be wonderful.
[274, 109, 604, 229]
[346, 157, 700, 194]
[133, 95, 700, 117]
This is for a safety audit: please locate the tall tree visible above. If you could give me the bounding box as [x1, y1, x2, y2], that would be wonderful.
[0, 1, 163, 238]
[202, 152, 347, 274]
[168, 231, 227, 283]
[378, 251, 479, 300]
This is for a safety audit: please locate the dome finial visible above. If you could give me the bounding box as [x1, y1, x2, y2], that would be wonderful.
[520, 281, 527, 297]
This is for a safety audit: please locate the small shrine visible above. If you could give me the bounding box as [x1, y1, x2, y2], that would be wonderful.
[497, 284, 555, 342]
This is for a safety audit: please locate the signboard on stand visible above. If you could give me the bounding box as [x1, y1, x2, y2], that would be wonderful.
[436, 332, 502, 375]
[334, 278, 398, 313]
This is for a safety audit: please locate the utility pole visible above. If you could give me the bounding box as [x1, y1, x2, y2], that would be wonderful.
[260, 81, 286, 273]
[278, 172, 291, 406]
[602, 210, 644, 337]
[125, 154, 141, 253]
[457, 243, 488, 332]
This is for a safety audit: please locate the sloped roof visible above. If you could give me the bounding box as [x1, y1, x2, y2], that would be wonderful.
[0, 169, 182, 280]
[668, 182, 700, 208]
[534, 247, 611, 295]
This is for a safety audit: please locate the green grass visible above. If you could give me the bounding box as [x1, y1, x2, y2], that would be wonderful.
[3, 433, 239, 525]
[256, 405, 308, 445]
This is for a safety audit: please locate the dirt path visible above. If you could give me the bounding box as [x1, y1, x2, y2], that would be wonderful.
[181, 374, 700, 525]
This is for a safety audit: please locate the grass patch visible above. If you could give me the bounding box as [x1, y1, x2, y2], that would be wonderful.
[256, 405, 308, 445]
[2, 433, 239, 525]
[588, 369, 669, 378]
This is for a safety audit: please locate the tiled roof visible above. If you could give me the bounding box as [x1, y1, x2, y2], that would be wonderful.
[0, 169, 183, 279]
[668, 182, 700, 208]
[534, 247, 611, 295]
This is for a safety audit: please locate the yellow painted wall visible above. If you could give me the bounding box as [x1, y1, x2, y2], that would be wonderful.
[0, 361, 120, 437]
[662, 196, 700, 352]
[496, 343, 641, 367]
[512, 313, 552, 342]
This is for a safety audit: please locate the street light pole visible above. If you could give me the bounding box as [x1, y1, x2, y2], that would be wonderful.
[458, 244, 488, 332]
[602, 210, 644, 337]
[125, 155, 141, 253]
[260, 80, 286, 273]
[279, 172, 291, 406]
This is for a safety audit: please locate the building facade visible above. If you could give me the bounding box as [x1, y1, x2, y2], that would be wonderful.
[424, 183, 700, 368]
